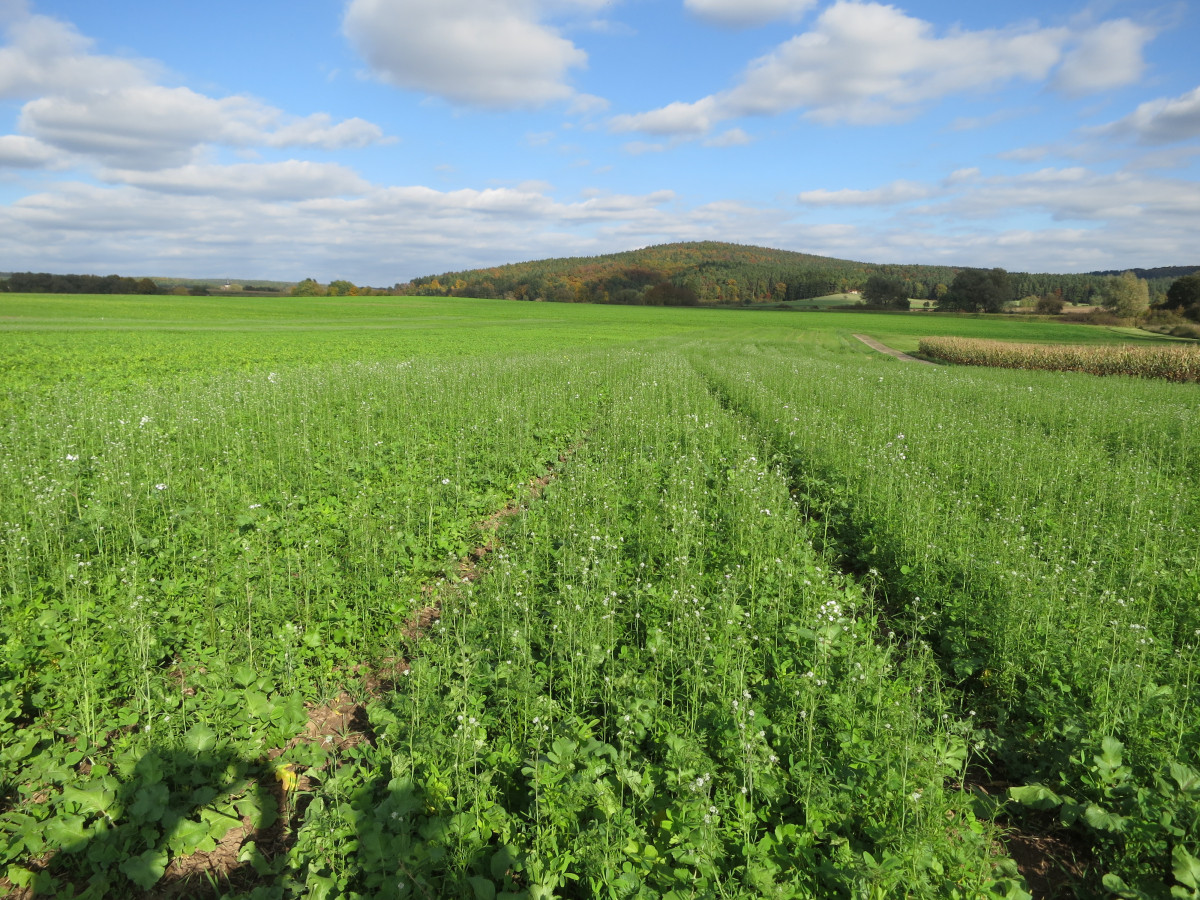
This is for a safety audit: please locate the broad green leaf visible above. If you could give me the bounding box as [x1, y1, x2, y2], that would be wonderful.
[245, 690, 275, 721]
[45, 814, 90, 852]
[184, 723, 218, 754]
[306, 873, 338, 900]
[1171, 762, 1200, 794]
[491, 845, 517, 881]
[169, 818, 216, 856]
[201, 807, 243, 840]
[1008, 784, 1062, 810]
[1102, 873, 1134, 897]
[1097, 737, 1124, 771]
[60, 785, 116, 817]
[1084, 803, 1128, 833]
[1174, 845, 1200, 890]
[119, 847, 167, 889]
[129, 782, 170, 823]
[469, 875, 497, 900]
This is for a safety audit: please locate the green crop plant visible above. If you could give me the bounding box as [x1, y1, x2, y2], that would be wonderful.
[2, 294, 1195, 896]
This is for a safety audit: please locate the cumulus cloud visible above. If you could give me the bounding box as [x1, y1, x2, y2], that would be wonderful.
[0, 179, 692, 281]
[1098, 85, 1200, 145]
[704, 128, 752, 147]
[343, 0, 597, 109]
[0, 13, 147, 100]
[101, 162, 372, 201]
[684, 0, 817, 29]
[944, 167, 1200, 224]
[615, 2, 1154, 136]
[783, 162, 1200, 271]
[1, 161, 1194, 281]
[798, 179, 934, 205]
[1053, 20, 1153, 95]
[264, 115, 388, 150]
[611, 97, 719, 136]
[799, 165, 1200, 227]
[0, 133, 67, 168]
[0, 10, 388, 169]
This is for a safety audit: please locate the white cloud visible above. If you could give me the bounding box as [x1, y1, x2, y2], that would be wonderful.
[567, 93, 610, 115]
[343, 0, 594, 109]
[946, 167, 1200, 224]
[798, 179, 934, 205]
[611, 97, 718, 136]
[786, 163, 1200, 271]
[1, 162, 1194, 281]
[615, 3, 1154, 136]
[101, 162, 372, 201]
[0, 133, 67, 168]
[20, 87, 258, 168]
[684, 0, 816, 29]
[0, 0, 29, 25]
[264, 114, 388, 150]
[0, 10, 388, 169]
[1098, 85, 1200, 145]
[704, 128, 752, 147]
[0, 13, 147, 100]
[1053, 20, 1153, 95]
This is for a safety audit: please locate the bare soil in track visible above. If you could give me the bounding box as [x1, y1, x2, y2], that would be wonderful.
[852, 333, 938, 365]
[3, 440, 586, 900]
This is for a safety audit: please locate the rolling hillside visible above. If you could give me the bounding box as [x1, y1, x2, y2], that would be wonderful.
[402, 241, 1155, 307]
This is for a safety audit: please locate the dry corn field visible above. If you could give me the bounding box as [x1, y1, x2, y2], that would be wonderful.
[918, 335, 1200, 381]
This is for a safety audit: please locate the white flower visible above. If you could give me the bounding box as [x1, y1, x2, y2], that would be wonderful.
[65, 454, 79, 461]
[441, 478, 450, 485]
[154, 483, 167, 491]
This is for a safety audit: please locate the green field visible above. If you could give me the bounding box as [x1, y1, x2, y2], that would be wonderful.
[1, 295, 1197, 899]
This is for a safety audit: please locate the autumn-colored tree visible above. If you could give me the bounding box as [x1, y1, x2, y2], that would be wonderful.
[1101, 271, 1149, 318]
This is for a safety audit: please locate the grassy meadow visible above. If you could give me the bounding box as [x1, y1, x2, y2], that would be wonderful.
[1, 294, 1197, 899]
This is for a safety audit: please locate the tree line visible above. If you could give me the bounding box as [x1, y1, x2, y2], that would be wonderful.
[1, 272, 160, 294]
[400, 242, 1187, 308]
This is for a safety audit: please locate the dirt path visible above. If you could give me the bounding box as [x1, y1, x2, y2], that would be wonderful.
[138, 437, 589, 898]
[852, 333, 938, 365]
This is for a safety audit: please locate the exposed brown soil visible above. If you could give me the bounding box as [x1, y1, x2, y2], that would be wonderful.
[963, 778, 1094, 898]
[1004, 828, 1092, 898]
[22, 441, 587, 900]
[852, 332, 939, 365]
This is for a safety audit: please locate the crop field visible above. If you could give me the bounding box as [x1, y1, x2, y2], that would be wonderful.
[1, 295, 1197, 899]
[918, 336, 1200, 382]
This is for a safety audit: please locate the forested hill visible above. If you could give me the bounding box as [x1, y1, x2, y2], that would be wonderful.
[402, 241, 1151, 306]
[1089, 265, 1200, 281]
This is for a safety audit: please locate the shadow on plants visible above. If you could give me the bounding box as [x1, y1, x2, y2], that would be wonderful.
[13, 737, 289, 899]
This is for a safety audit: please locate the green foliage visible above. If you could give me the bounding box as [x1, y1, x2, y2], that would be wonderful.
[1, 295, 1195, 897]
[404, 241, 1116, 307]
[1101, 272, 1151, 318]
[1163, 274, 1200, 322]
[289, 277, 325, 297]
[1009, 740, 1200, 898]
[1034, 294, 1064, 315]
[940, 268, 1013, 313]
[861, 275, 910, 310]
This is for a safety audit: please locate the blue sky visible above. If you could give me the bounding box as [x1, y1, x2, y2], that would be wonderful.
[1, 0, 1197, 284]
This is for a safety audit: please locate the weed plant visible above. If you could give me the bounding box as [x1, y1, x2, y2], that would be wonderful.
[691, 341, 1199, 894]
[2, 296, 1196, 897]
[281, 352, 1016, 898]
